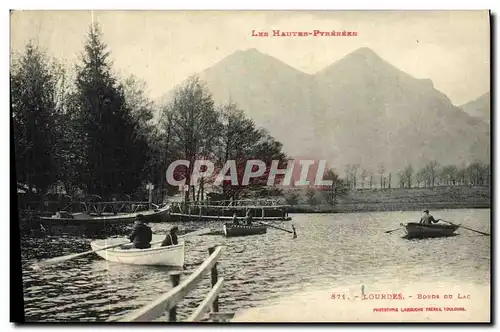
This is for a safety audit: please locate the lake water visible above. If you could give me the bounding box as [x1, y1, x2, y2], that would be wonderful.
[20, 209, 491, 322]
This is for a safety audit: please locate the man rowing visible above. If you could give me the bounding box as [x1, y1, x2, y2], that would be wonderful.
[128, 214, 152, 249]
[232, 213, 240, 225]
[245, 210, 253, 225]
[419, 210, 441, 225]
[161, 226, 179, 247]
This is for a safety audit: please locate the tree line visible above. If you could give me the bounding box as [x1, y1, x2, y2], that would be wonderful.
[341, 161, 491, 190]
[11, 23, 289, 205]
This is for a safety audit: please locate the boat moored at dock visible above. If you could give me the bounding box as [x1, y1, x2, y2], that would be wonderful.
[39, 203, 170, 236]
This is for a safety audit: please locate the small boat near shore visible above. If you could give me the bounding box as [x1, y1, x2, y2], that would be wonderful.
[90, 235, 185, 266]
[223, 223, 267, 237]
[402, 222, 460, 239]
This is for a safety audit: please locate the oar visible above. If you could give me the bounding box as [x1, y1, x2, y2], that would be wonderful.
[35, 227, 211, 268]
[34, 240, 129, 268]
[441, 220, 490, 236]
[258, 221, 297, 238]
[384, 227, 402, 234]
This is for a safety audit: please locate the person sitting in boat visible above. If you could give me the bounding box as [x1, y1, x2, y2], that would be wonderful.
[419, 210, 441, 225]
[161, 226, 179, 247]
[128, 214, 152, 249]
[245, 210, 253, 225]
[232, 213, 239, 225]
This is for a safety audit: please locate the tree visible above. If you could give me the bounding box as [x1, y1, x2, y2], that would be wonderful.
[284, 189, 300, 206]
[415, 168, 424, 188]
[305, 187, 317, 206]
[322, 169, 348, 206]
[466, 161, 488, 186]
[165, 76, 219, 202]
[344, 164, 351, 189]
[350, 164, 359, 189]
[360, 169, 368, 189]
[157, 107, 182, 200]
[122, 74, 159, 196]
[398, 172, 405, 188]
[457, 166, 467, 186]
[404, 165, 414, 188]
[11, 41, 61, 203]
[387, 172, 392, 189]
[425, 161, 439, 187]
[440, 165, 458, 186]
[378, 163, 385, 189]
[72, 23, 146, 198]
[209, 102, 288, 200]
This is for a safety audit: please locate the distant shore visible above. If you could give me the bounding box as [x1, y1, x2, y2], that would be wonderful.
[286, 186, 491, 214]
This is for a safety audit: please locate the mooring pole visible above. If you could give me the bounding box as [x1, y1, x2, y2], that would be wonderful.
[208, 247, 219, 313]
[168, 272, 181, 322]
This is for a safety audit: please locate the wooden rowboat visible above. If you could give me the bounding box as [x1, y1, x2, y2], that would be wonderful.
[90, 235, 185, 266]
[39, 206, 170, 236]
[223, 223, 267, 237]
[41, 205, 170, 224]
[402, 222, 460, 239]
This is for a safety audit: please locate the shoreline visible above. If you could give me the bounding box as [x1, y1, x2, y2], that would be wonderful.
[288, 202, 491, 214]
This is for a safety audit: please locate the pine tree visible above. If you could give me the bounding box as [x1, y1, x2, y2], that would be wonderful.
[11, 42, 60, 202]
[73, 24, 146, 198]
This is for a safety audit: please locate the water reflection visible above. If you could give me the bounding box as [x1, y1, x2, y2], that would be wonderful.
[21, 209, 490, 322]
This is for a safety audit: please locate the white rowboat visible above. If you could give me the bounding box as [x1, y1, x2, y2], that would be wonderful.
[90, 235, 185, 267]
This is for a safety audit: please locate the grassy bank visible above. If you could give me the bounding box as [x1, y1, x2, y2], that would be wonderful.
[287, 186, 491, 213]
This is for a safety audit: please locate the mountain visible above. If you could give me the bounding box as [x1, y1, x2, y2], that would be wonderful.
[460, 92, 490, 124]
[310, 47, 490, 172]
[158, 48, 490, 177]
[197, 48, 320, 158]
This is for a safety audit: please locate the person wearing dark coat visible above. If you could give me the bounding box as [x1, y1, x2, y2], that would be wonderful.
[232, 213, 239, 225]
[161, 226, 179, 247]
[128, 214, 152, 249]
[245, 210, 253, 225]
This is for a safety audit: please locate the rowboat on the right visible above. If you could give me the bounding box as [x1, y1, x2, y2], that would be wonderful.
[402, 222, 460, 239]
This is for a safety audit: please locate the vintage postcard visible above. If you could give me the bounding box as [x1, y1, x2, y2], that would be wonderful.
[11, 10, 491, 323]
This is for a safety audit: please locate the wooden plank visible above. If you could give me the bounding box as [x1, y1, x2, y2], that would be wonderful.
[117, 246, 224, 322]
[185, 278, 224, 322]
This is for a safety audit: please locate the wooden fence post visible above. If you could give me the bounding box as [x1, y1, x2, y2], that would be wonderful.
[168, 272, 181, 322]
[208, 247, 219, 313]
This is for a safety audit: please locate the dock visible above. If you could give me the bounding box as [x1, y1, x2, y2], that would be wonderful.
[116, 245, 234, 322]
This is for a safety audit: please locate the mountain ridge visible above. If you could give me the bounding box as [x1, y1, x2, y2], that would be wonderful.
[157, 47, 490, 175]
[459, 92, 490, 124]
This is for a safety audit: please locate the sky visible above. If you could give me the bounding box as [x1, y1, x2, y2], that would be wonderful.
[10, 10, 490, 106]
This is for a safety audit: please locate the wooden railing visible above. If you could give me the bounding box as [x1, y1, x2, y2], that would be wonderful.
[117, 246, 233, 322]
[172, 198, 286, 207]
[18, 200, 161, 215]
